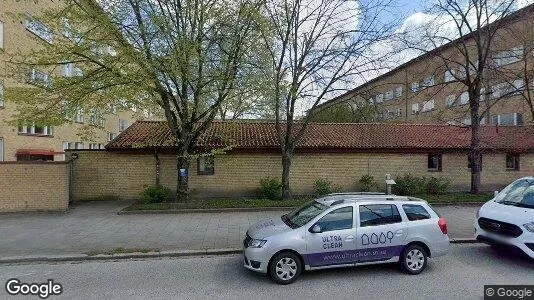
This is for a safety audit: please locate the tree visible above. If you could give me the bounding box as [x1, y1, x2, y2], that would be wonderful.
[402, 0, 519, 193]
[6, 0, 262, 202]
[258, 0, 395, 199]
[309, 101, 377, 123]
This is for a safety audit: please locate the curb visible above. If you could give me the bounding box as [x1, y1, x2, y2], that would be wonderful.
[0, 248, 242, 265]
[119, 202, 484, 215]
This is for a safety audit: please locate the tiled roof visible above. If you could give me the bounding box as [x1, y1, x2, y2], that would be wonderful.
[106, 120, 534, 152]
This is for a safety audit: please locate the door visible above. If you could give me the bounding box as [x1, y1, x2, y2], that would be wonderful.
[305, 206, 357, 267]
[356, 204, 407, 262]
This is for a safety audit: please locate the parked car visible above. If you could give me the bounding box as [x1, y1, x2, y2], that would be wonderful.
[475, 177, 534, 259]
[243, 194, 449, 284]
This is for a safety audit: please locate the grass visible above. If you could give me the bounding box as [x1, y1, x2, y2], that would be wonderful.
[122, 192, 493, 211]
[86, 247, 161, 256]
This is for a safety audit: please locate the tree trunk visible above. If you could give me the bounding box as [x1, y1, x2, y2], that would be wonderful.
[281, 151, 293, 200]
[469, 108, 481, 194]
[176, 154, 191, 203]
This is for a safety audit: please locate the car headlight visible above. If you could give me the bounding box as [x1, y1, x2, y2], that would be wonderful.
[247, 239, 267, 248]
[523, 222, 534, 233]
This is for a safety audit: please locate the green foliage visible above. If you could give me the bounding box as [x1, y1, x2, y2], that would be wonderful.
[310, 102, 376, 123]
[259, 177, 282, 200]
[393, 174, 450, 195]
[313, 178, 341, 197]
[359, 174, 378, 192]
[426, 177, 451, 195]
[140, 185, 170, 204]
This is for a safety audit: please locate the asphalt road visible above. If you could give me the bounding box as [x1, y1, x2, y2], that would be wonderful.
[1, 244, 533, 300]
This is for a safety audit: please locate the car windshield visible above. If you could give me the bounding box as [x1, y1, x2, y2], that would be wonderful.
[494, 178, 534, 209]
[282, 200, 329, 228]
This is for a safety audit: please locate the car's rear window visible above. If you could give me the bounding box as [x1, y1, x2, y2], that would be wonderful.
[402, 204, 431, 221]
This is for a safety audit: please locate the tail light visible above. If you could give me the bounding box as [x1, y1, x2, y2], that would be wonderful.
[438, 218, 448, 235]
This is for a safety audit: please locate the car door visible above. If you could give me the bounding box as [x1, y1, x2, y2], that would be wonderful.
[305, 206, 357, 267]
[356, 203, 407, 263]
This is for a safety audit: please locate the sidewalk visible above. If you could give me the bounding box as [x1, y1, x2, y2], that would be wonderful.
[0, 201, 480, 258]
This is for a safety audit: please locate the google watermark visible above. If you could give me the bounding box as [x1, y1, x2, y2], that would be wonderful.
[5, 278, 62, 299]
[485, 285, 534, 300]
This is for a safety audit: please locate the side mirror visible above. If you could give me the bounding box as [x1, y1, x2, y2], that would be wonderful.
[309, 224, 322, 233]
[494, 190, 499, 197]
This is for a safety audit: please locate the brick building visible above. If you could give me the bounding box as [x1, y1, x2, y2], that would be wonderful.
[0, 1, 146, 161]
[315, 3, 534, 127]
[67, 120, 534, 200]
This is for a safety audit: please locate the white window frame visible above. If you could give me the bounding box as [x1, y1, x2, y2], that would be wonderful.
[62, 141, 69, 161]
[0, 137, 3, 162]
[75, 107, 84, 123]
[0, 20, 4, 50]
[74, 142, 84, 150]
[119, 119, 128, 132]
[395, 108, 402, 117]
[421, 99, 435, 112]
[423, 76, 435, 87]
[411, 103, 419, 115]
[445, 95, 455, 107]
[395, 86, 403, 98]
[444, 69, 455, 82]
[107, 132, 116, 142]
[459, 92, 469, 105]
[28, 68, 52, 88]
[375, 93, 384, 103]
[24, 14, 53, 44]
[0, 79, 4, 107]
[411, 82, 419, 93]
[384, 90, 394, 101]
[493, 46, 523, 67]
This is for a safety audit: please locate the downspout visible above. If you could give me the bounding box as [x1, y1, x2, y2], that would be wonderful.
[155, 148, 160, 186]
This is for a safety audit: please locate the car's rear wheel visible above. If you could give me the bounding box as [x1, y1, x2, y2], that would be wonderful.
[269, 251, 302, 284]
[400, 244, 427, 275]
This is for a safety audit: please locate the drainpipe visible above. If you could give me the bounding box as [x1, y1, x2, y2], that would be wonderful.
[154, 148, 160, 186]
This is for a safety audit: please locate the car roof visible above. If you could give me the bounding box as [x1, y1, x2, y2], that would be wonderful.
[322, 196, 428, 207]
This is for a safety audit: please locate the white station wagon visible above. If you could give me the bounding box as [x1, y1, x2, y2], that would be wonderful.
[243, 194, 449, 284]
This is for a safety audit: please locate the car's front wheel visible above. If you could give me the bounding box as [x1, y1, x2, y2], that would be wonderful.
[400, 244, 428, 275]
[269, 251, 302, 284]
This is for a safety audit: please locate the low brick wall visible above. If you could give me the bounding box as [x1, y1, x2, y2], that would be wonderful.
[0, 162, 70, 212]
[70, 150, 534, 201]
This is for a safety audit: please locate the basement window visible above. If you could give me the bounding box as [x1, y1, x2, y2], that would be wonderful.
[506, 154, 520, 171]
[198, 155, 214, 175]
[428, 154, 442, 172]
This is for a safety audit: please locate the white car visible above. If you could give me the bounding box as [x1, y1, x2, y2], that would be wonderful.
[475, 177, 534, 259]
[243, 194, 450, 284]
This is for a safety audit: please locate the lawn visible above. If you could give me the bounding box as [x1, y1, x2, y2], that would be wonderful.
[122, 192, 492, 211]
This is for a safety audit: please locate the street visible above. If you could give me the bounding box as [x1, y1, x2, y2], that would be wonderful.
[1, 244, 533, 300]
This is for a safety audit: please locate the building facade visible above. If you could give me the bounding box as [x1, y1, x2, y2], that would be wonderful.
[0, 0, 147, 161]
[316, 4, 534, 127]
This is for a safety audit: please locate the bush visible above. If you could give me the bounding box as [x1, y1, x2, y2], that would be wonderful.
[359, 174, 378, 192]
[393, 174, 427, 195]
[259, 177, 282, 200]
[313, 178, 341, 197]
[140, 185, 170, 204]
[393, 174, 451, 195]
[426, 176, 451, 195]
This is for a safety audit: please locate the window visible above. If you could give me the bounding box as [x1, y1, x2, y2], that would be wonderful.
[479, 87, 486, 102]
[24, 14, 53, 44]
[0, 79, 4, 107]
[74, 142, 84, 149]
[119, 119, 128, 132]
[18, 123, 53, 136]
[0, 21, 4, 50]
[89, 110, 104, 127]
[89, 143, 100, 150]
[197, 155, 214, 175]
[493, 46, 523, 67]
[108, 103, 117, 114]
[395, 86, 403, 98]
[506, 154, 520, 171]
[428, 154, 442, 171]
[314, 207, 353, 232]
[395, 108, 402, 117]
[466, 117, 486, 125]
[75, 108, 84, 123]
[445, 95, 455, 107]
[360, 204, 402, 227]
[411, 82, 419, 93]
[421, 99, 435, 112]
[491, 113, 523, 126]
[107, 132, 116, 142]
[28, 68, 52, 88]
[492, 82, 506, 99]
[423, 76, 435, 87]
[459, 91, 469, 105]
[402, 205, 431, 221]
[444, 69, 455, 82]
[61, 141, 70, 161]
[375, 94, 384, 103]
[411, 103, 419, 115]
[384, 90, 394, 101]
[0, 138, 3, 161]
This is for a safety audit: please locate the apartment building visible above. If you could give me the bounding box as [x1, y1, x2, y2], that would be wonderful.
[316, 3, 534, 127]
[0, 1, 152, 161]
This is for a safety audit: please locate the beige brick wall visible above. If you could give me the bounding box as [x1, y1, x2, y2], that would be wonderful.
[0, 162, 69, 212]
[71, 150, 534, 201]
